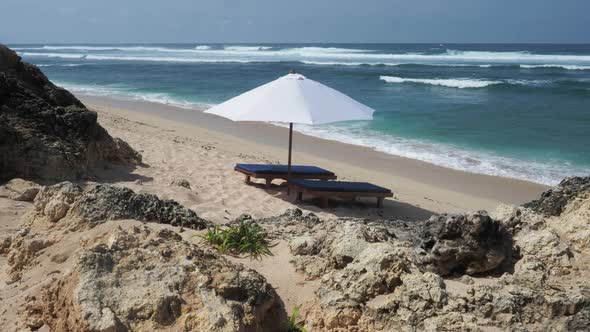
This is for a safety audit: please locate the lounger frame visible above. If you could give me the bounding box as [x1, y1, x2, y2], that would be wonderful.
[235, 166, 337, 188]
[289, 183, 393, 208]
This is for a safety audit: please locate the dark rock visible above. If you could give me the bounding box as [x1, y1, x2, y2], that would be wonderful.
[0, 44, 141, 181]
[70, 184, 208, 229]
[170, 178, 191, 189]
[413, 211, 513, 276]
[523, 176, 590, 216]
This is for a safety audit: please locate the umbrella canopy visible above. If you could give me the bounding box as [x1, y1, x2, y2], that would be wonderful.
[205, 73, 374, 125]
[205, 72, 375, 182]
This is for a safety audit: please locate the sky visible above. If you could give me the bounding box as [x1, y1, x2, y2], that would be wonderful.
[1, 0, 589, 44]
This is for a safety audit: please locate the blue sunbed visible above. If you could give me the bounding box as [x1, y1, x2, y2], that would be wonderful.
[235, 164, 336, 187]
[288, 179, 393, 207]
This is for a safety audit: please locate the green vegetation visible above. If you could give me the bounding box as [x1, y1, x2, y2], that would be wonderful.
[200, 219, 272, 257]
[283, 305, 307, 332]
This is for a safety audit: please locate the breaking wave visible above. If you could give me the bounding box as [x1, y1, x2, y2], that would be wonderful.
[379, 76, 502, 88]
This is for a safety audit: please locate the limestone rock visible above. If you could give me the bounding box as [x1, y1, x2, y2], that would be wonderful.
[264, 198, 590, 331]
[7, 234, 54, 282]
[0, 178, 41, 201]
[0, 234, 12, 254]
[413, 212, 513, 276]
[0, 44, 142, 181]
[170, 178, 191, 189]
[523, 176, 590, 216]
[70, 184, 207, 229]
[36, 226, 277, 331]
[31, 182, 209, 230]
[33, 181, 84, 223]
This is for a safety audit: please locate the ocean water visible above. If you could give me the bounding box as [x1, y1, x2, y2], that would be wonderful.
[11, 43, 590, 185]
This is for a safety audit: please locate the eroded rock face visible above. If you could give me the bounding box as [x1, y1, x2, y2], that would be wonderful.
[413, 212, 513, 276]
[30, 182, 209, 229]
[524, 176, 590, 216]
[42, 227, 276, 331]
[260, 203, 590, 331]
[7, 182, 209, 282]
[34, 226, 276, 331]
[70, 184, 207, 228]
[0, 178, 41, 201]
[5, 183, 279, 331]
[0, 44, 142, 181]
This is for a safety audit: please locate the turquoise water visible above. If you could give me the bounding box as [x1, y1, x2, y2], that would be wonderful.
[12, 43, 590, 184]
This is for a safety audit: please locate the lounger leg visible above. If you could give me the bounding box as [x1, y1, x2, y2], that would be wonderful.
[297, 191, 303, 201]
[320, 197, 329, 208]
[244, 175, 251, 184]
[265, 178, 272, 188]
[377, 197, 384, 208]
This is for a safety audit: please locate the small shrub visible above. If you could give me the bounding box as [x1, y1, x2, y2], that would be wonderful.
[200, 220, 272, 257]
[284, 305, 307, 332]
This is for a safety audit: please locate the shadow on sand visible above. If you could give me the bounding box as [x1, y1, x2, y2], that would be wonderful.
[246, 181, 436, 222]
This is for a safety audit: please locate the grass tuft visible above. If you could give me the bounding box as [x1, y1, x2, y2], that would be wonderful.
[200, 219, 272, 258]
[284, 305, 307, 332]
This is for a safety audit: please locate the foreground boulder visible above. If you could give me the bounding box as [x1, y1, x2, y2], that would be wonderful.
[7, 182, 210, 282]
[4, 182, 279, 331]
[0, 44, 141, 181]
[35, 226, 277, 331]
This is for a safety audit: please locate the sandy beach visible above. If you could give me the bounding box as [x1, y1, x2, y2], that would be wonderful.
[80, 95, 547, 223]
[2, 40, 589, 331]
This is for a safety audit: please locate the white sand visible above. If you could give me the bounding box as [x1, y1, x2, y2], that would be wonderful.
[83, 96, 547, 223]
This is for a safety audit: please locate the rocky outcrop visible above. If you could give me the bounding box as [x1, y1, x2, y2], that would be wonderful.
[30, 182, 209, 229]
[4, 182, 279, 331]
[413, 212, 513, 276]
[258, 204, 590, 331]
[0, 44, 142, 181]
[69, 184, 207, 228]
[35, 226, 277, 332]
[0, 178, 41, 201]
[524, 176, 590, 216]
[7, 182, 209, 282]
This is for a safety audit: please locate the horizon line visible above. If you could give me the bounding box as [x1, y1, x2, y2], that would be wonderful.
[5, 41, 590, 46]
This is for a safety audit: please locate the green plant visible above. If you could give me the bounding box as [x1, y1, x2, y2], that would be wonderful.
[199, 220, 272, 258]
[284, 305, 307, 332]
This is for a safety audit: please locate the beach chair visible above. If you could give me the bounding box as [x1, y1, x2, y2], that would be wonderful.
[288, 179, 393, 208]
[235, 164, 337, 188]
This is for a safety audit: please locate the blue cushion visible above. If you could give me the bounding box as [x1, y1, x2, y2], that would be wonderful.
[236, 164, 334, 176]
[288, 179, 391, 193]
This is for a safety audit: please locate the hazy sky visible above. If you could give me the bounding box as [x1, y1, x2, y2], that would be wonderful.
[1, 0, 589, 43]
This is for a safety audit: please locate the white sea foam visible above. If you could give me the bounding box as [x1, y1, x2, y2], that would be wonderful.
[279, 122, 585, 186]
[22, 52, 259, 63]
[520, 64, 590, 70]
[17, 45, 590, 68]
[36, 63, 89, 67]
[223, 45, 272, 51]
[57, 82, 212, 109]
[379, 76, 502, 88]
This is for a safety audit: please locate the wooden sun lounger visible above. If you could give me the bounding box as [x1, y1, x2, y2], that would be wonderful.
[235, 164, 337, 188]
[288, 179, 393, 208]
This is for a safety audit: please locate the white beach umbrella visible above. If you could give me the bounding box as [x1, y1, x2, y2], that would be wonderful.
[205, 71, 375, 179]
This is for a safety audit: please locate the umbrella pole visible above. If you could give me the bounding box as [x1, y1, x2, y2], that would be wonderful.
[287, 123, 293, 194]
